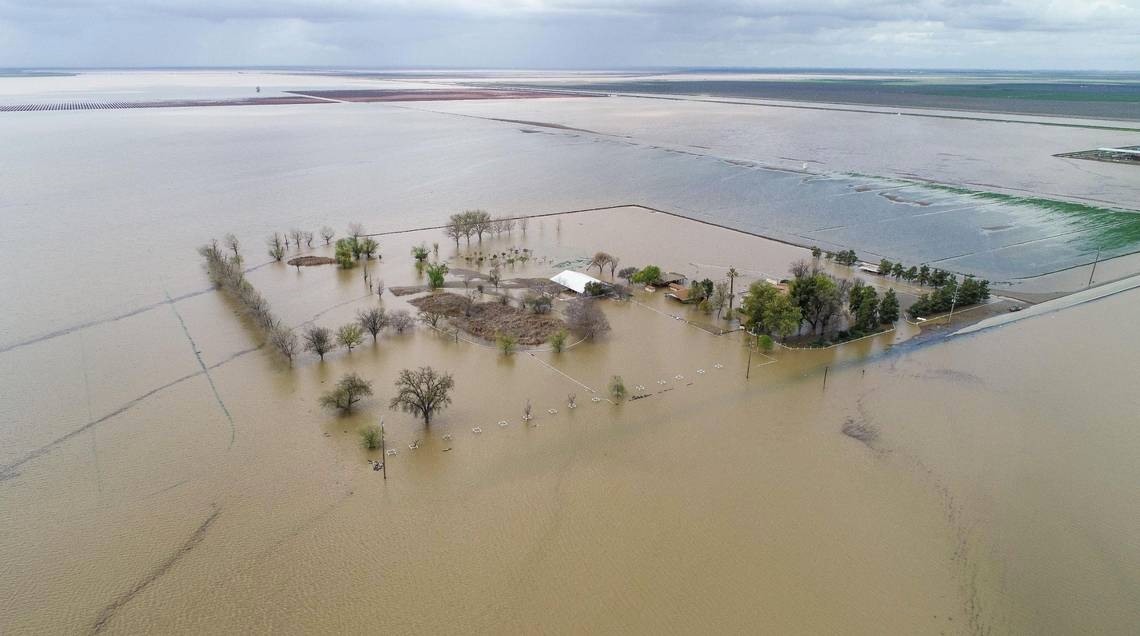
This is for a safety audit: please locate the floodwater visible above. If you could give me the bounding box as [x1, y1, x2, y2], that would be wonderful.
[2, 72, 1140, 634]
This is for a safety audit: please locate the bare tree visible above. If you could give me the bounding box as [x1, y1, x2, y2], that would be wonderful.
[320, 226, 335, 245]
[388, 366, 455, 425]
[289, 229, 305, 250]
[376, 278, 385, 299]
[268, 233, 286, 261]
[466, 209, 492, 243]
[347, 222, 366, 238]
[223, 233, 241, 260]
[357, 307, 388, 342]
[303, 325, 335, 360]
[519, 216, 528, 234]
[488, 264, 502, 288]
[303, 231, 314, 247]
[711, 281, 730, 320]
[269, 326, 298, 365]
[565, 298, 611, 338]
[589, 251, 613, 275]
[419, 309, 445, 328]
[445, 217, 463, 247]
[389, 310, 414, 333]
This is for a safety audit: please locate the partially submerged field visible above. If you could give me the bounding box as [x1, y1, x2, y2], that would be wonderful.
[2, 206, 1138, 635]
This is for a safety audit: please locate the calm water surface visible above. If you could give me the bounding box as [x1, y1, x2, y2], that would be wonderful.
[1, 73, 1138, 634]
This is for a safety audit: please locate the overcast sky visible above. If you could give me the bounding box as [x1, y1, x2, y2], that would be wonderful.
[2, 0, 1138, 70]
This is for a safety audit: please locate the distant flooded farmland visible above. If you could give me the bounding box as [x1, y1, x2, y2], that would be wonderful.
[1, 71, 1139, 635]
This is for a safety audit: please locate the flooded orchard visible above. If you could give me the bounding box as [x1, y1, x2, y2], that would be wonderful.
[2, 205, 1138, 635]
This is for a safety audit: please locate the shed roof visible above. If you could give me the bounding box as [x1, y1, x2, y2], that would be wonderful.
[549, 270, 603, 294]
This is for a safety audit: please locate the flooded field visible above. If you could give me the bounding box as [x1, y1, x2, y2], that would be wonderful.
[2, 71, 1139, 634]
[2, 206, 1139, 634]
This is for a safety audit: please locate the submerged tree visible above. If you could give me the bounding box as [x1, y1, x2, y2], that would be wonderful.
[268, 326, 299, 365]
[879, 288, 900, 324]
[289, 229, 305, 251]
[320, 226, 335, 245]
[739, 281, 801, 339]
[319, 373, 373, 413]
[548, 329, 568, 353]
[617, 266, 638, 286]
[303, 325, 335, 361]
[609, 375, 627, 401]
[357, 237, 379, 260]
[565, 298, 610, 339]
[726, 267, 740, 315]
[358, 307, 388, 342]
[389, 366, 455, 425]
[360, 424, 383, 450]
[389, 310, 414, 333]
[337, 323, 364, 352]
[347, 222, 366, 238]
[497, 333, 518, 355]
[631, 265, 662, 286]
[223, 233, 241, 261]
[334, 238, 356, 268]
[268, 233, 286, 261]
[411, 244, 430, 262]
[425, 262, 449, 290]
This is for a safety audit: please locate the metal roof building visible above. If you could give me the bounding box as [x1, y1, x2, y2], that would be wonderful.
[549, 270, 604, 294]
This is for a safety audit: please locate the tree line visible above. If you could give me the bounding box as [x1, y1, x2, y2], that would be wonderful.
[736, 259, 901, 345]
[445, 210, 528, 247]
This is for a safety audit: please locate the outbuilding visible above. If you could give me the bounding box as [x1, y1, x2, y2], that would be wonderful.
[549, 270, 605, 294]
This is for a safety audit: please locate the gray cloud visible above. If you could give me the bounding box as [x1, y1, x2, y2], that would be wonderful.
[0, 0, 1137, 69]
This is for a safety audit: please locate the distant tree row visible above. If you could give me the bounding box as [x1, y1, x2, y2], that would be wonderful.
[908, 276, 990, 318]
[876, 259, 962, 288]
[302, 308, 415, 361]
[445, 210, 526, 247]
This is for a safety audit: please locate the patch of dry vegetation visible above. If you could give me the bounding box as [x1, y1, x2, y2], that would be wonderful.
[287, 256, 337, 266]
[410, 292, 565, 344]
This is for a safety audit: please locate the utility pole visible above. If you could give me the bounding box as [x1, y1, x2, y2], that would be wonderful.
[823, 366, 829, 390]
[1087, 248, 1101, 287]
[379, 417, 386, 480]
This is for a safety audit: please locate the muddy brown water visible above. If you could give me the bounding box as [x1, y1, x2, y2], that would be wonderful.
[2, 207, 1138, 634]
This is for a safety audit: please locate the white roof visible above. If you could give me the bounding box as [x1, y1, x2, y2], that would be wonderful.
[549, 270, 602, 294]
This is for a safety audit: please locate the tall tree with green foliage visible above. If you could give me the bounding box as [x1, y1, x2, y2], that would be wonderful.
[739, 281, 801, 339]
[848, 281, 880, 333]
[788, 273, 843, 336]
[335, 238, 356, 268]
[879, 289, 900, 324]
[632, 265, 662, 286]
